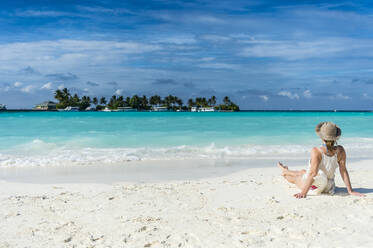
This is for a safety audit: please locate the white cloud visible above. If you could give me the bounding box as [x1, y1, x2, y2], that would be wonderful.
[154, 36, 196, 45]
[41, 82, 53, 90]
[77, 6, 134, 15]
[200, 57, 215, 62]
[152, 13, 224, 25]
[195, 16, 225, 24]
[259, 95, 269, 102]
[363, 93, 373, 99]
[0, 85, 11, 92]
[241, 38, 373, 60]
[199, 34, 231, 42]
[198, 63, 237, 70]
[193, 15, 225, 24]
[15, 10, 73, 17]
[21, 85, 34, 93]
[303, 90, 312, 98]
[336, 93, 350, 100]
[278, 91, 300, 99]
[14, 81, 23, 87]
[0, 40, 161, 71]
[115, 89, 122, 95]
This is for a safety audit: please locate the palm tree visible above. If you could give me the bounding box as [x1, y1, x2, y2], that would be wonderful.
[208, 96, 216, 106]
[100, 97, 107, 105]
[92, 97, 98, 106]
[54, 88, 73, 109]
[54, 89, 67, 109]
[176, 98, 183, 110]
[223, 96, 231, 105]
[72, 94, 80, 107]
[164, 95, 174, 109]
[125, 97, 131, 107]
[150, 95, 161, 106]
[108, 95, 117, 109]
[156, 95, 161, 105]
[141, 95, 148, 110]
[187, 98, 194, 108]
[80, 96, 91, 110]
[56, 87, 240, 112]
[212, 96, 217, 105]
[62, 88, 70, 100]
[54, 89, 64, 102]
[195, 97, 202, 107]
[130, 95, 140, 109]
[117, 96, 125, 107]
[201, 97, 208, 107]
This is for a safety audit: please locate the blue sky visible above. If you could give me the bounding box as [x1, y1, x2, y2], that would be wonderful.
[1, 0, 373, 109]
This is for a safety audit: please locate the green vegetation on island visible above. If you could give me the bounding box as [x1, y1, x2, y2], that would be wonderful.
[187, 96, 239, 112]
[54, 88, 240, 111]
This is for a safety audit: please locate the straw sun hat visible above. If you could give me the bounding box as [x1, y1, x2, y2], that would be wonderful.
[315, 122, 342, 141]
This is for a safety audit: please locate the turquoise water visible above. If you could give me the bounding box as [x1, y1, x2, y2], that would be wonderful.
[1, 111, 373, 167]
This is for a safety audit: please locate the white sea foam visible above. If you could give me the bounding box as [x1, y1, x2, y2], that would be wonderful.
[1, 138, 373, 168]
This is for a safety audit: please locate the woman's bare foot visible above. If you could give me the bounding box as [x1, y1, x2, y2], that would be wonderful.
[277, 162, 288, 176]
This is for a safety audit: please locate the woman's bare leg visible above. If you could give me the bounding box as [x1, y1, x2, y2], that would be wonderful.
[277, 162, 306, 177]
[294, 175, 306, 189]
[278, 162, 306, 189]
[282, 174, 306, 189]
[283, 174, 296, 184]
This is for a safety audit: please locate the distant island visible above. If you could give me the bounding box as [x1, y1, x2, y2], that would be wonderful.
[47, 88, 240, 112]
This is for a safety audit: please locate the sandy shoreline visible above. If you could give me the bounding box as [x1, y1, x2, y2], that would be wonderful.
[1, 159, 373, 247]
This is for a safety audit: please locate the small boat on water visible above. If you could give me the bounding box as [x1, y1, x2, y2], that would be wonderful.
[58, 106, 80, 112]
[85, 106, 96, 111]
[102, 107, 112, 112]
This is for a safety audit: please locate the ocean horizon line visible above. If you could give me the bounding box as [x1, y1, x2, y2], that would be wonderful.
[1, 109, 373, 113]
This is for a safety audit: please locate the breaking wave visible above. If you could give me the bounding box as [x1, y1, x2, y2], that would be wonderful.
[1, 138, 373, 167]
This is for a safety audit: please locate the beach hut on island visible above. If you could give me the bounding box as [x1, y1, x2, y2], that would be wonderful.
[33, 101, 57, 111]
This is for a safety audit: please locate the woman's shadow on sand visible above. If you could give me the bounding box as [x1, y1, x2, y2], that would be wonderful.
[334, 187, 373, 196]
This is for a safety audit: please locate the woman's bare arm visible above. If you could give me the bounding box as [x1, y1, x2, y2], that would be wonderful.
[294, 147, 320, 198]
[337, 146, 365, 197]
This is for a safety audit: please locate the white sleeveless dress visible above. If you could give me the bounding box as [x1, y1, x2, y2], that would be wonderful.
[303, 148, 339, 195]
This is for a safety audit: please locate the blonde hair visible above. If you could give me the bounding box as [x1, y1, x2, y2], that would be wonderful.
[324, 140, 335, 152]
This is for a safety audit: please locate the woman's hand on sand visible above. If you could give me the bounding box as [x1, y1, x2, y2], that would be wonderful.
[294, 192, 307, 198]
[349, 191, 365, 197]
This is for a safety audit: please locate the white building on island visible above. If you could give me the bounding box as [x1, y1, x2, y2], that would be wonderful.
[198, 107, 215, 112]
[116, 107, 137, 112]
[152, 106, 168, 112]
[191, 106, 215, 112]
[33, 101, 57, 111]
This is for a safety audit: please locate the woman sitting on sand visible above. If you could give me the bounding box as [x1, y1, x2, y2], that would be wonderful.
[278, 121, 365, 198]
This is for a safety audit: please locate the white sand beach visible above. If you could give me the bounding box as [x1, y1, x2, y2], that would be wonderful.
[0, 159, 372, 248]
